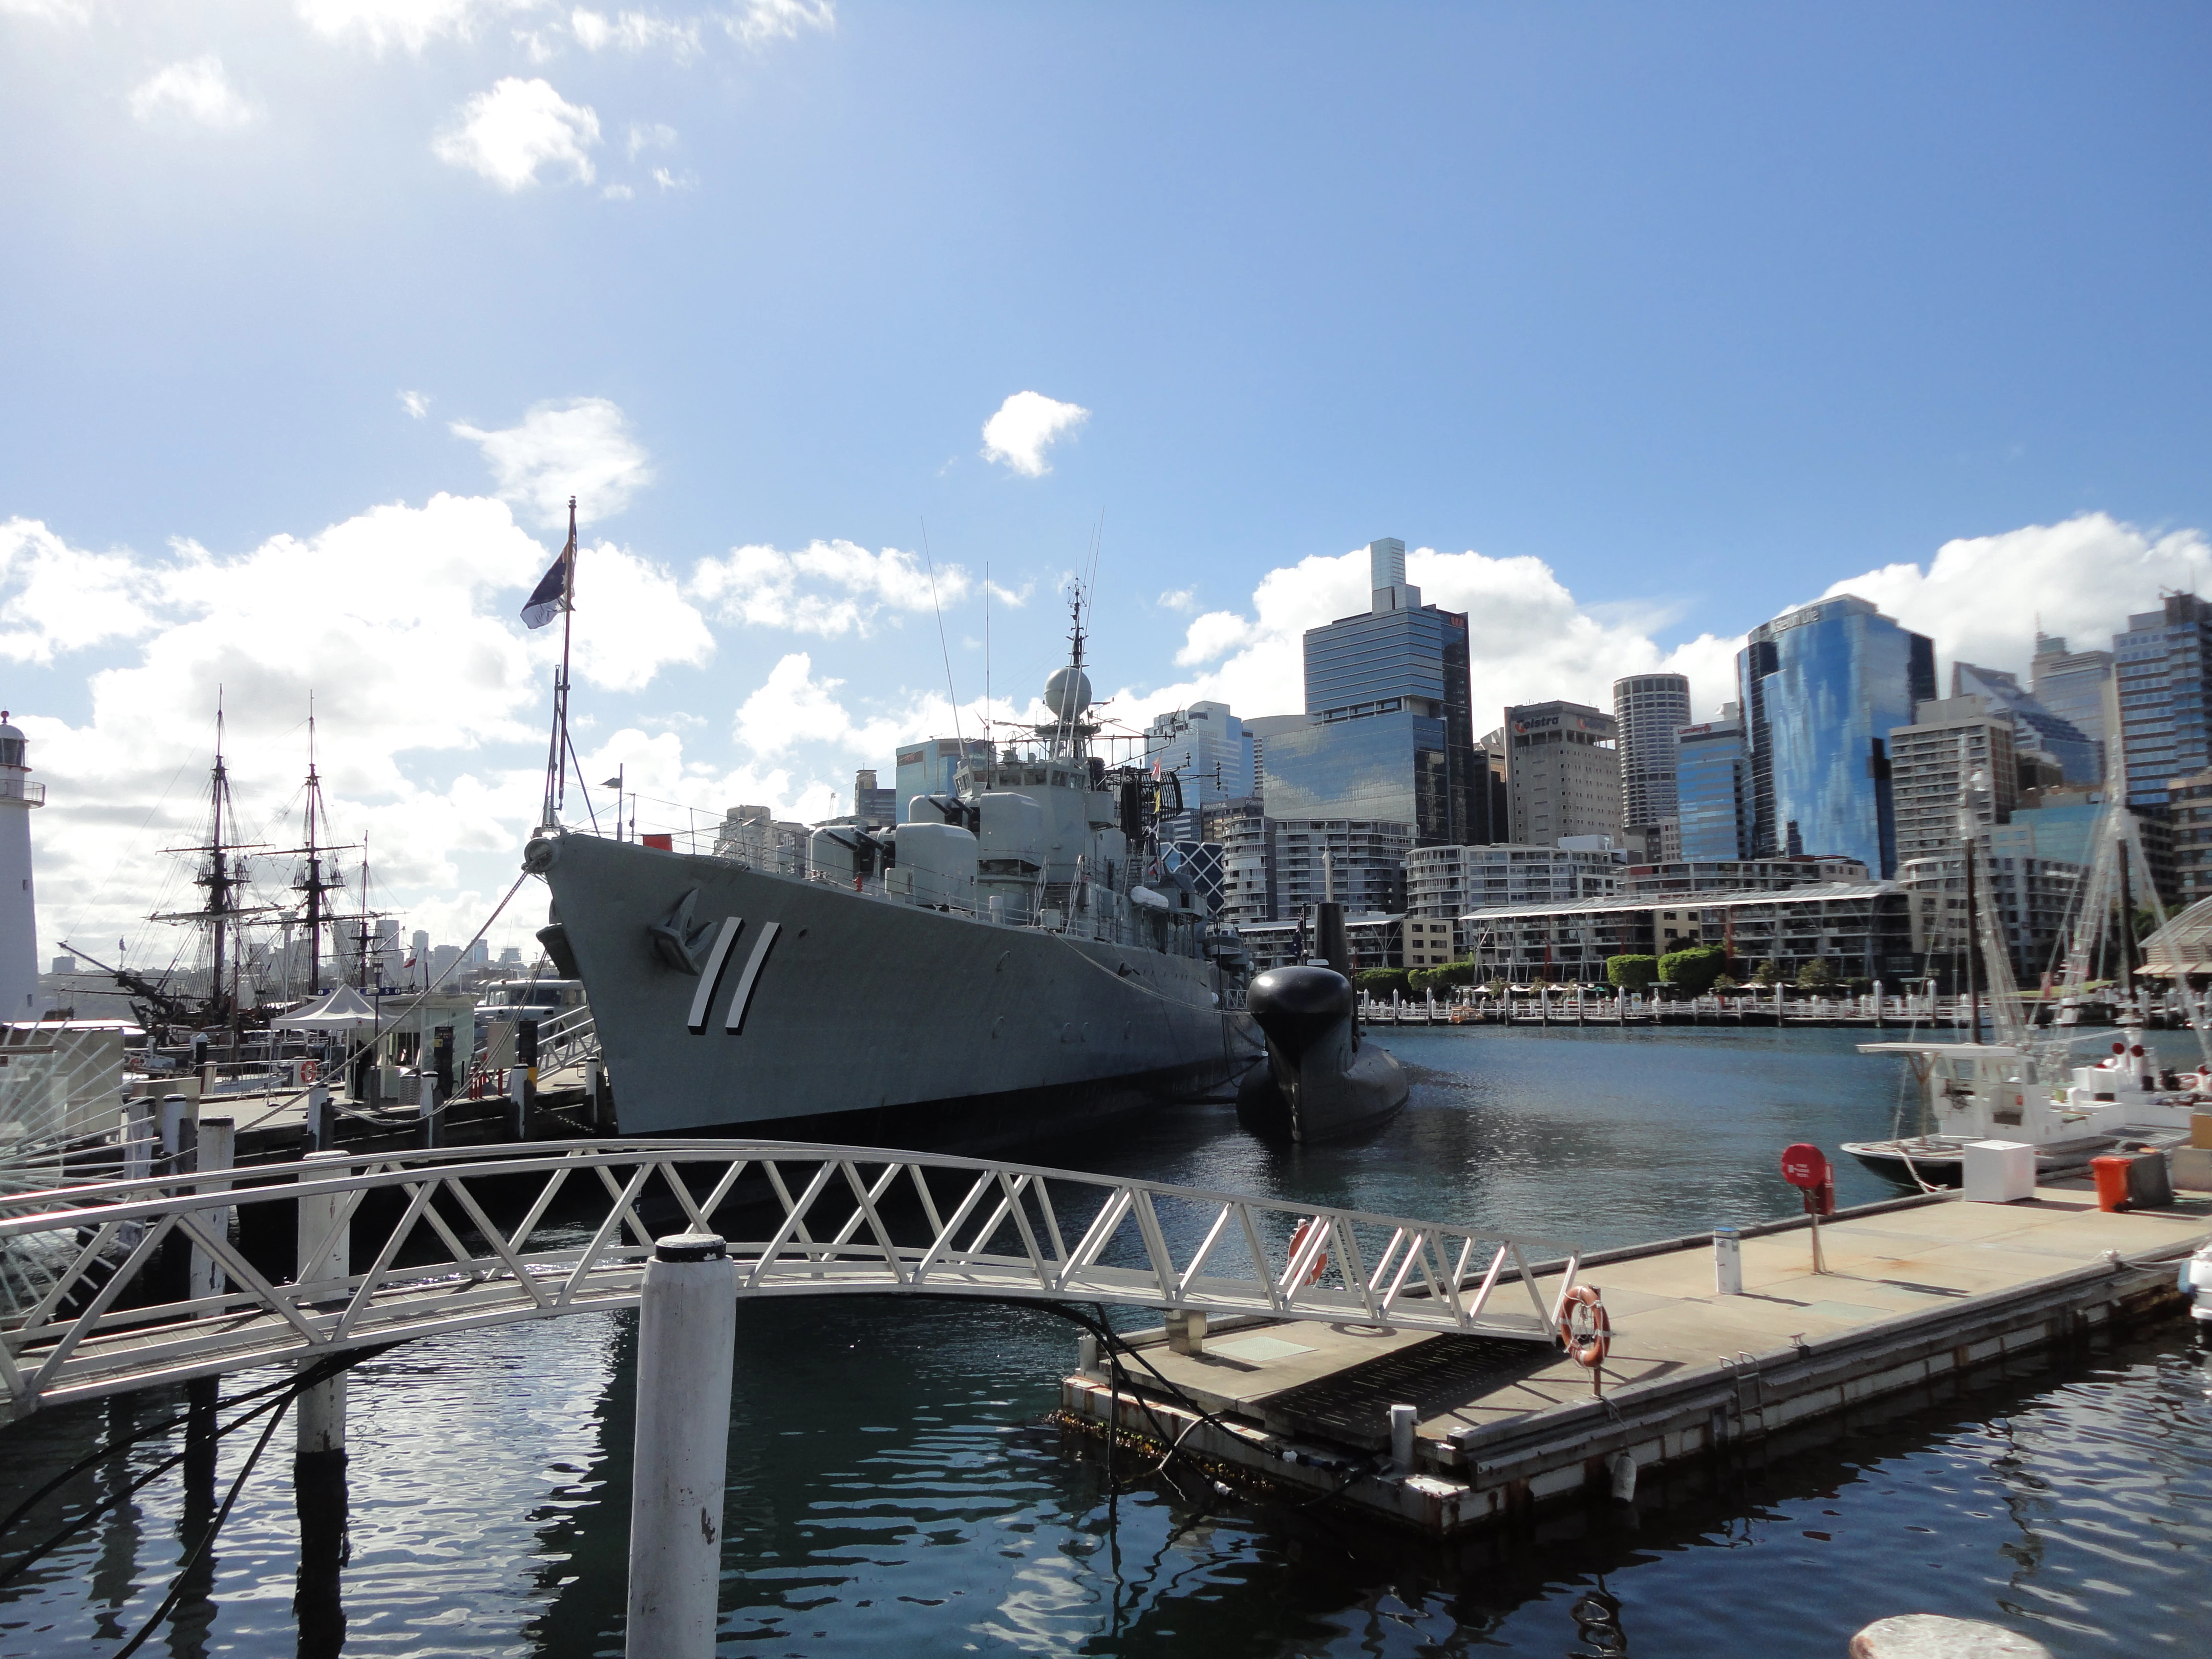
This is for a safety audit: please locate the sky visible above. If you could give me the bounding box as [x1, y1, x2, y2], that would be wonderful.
[3, 1, 2209, 973]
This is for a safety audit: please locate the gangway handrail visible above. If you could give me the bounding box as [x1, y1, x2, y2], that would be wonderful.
[0, 1138, 1577, 1422]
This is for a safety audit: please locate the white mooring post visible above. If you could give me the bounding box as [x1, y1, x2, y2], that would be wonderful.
[189, 1116, 236, 1307]
[295, 1151, 351, 1458]
[1712, 1226, 1743, 1295]
[628, 1232, 738, 1659]
[1389, 1403, 1417, 1473]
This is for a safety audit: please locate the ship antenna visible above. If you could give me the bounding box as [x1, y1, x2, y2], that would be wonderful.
[920, 517, 964, 754]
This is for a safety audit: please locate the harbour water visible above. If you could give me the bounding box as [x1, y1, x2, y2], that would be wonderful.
[3, 1026, 2207, 1655]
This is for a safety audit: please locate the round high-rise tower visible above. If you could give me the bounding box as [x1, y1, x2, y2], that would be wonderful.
[0, 714, 45, 1022]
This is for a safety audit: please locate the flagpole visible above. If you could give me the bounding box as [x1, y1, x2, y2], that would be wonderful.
[540, 497, 578, 831]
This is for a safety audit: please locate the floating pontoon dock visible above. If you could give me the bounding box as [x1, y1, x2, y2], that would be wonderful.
[1062, 1177, 2210, 1534]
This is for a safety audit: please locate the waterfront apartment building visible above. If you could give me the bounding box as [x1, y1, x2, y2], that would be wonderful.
[1621, 856, 1868, 897]
[1951, 663, 2100, 788]
[1460, 881, 1918, 985]
[1614, 672, 1691, 850]
[1204, 796, 1275, 929]
[1503, 700, 1620, 845]
[2115, 593, 2212, 811]
[1738, 595, 1936, 877]
[1897, 850, 2082, 982]
[1406, 842, 1622, 958]
[1271, 819, 1413, 920]
[2161, 771, 2212, 907]
[1264, 540, 1483, 844]
[2030, 632, 2116, 782]
[1886, 696, 2019, 867]
[1241, 913, 1406, 974]
[713, 805, 811, 877]
[1674, 704, 1751, 860]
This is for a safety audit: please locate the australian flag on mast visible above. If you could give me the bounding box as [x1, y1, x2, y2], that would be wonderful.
[521, 509, 578, 630]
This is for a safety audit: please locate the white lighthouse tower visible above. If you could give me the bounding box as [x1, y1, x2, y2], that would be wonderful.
[0, 713, 45, 1022]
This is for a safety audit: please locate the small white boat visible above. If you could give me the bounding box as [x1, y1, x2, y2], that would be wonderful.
[1848, 1026, 2200, 1185]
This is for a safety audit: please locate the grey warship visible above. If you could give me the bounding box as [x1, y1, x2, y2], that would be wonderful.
[527, 600, 1259, 1150]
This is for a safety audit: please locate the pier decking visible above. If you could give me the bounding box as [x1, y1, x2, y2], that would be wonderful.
[1063, 1177, 2211, 1533]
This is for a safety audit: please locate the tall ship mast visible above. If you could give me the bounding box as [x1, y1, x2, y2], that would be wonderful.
[148, 699, 274, 1047]
[272, 707, 352, 997]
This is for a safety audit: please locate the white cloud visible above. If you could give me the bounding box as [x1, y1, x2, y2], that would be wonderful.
[6, 492, 729, 966]
[1156, 587, 1198, 614]
[2, 1, 91, 25]
[726, 0, 834, 47]
[626, 120, 678, 158]
[567, 540, 715, 693]
[731, 652, 974, 771]
[1816, 513, 2212, 677]
[603, 183, 634, 200]
[573, 8, 700, 56]
[0, 520, 165, 664]
[299, 0, 527, 53]
[451, 396, 653, 527]
[129, 57, 257, 130]
[433, 77, 600, 190]
[980, 391, 1089, 478]
[399, 389, 430, 418]
[690, 539, 1006, 637]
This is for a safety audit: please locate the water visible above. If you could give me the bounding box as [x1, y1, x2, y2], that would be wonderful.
[4, 1027, 2208, 1656]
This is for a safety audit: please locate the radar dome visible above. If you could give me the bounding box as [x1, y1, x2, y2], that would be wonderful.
[1044, 667, 1092, 719]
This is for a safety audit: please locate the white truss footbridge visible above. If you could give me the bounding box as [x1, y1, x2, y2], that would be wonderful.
[0, 1139, 1578, 1424]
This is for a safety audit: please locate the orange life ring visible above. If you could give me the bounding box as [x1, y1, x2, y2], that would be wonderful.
[1556, 1284, 1610, 1368]
[300, 1059, 318, 1084]
[1288, 1219, 1329, 1286]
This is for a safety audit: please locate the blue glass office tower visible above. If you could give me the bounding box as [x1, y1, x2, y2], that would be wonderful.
[1674, 705, 1751, 860]
[1738, 595, 1936, 877]
[2114, 593, 2212, 810]
[1951, 663, 2099, 786]
[1263, 539, 1486, 844]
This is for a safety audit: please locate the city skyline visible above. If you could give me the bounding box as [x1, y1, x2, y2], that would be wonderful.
[4, 5, 2209, 958]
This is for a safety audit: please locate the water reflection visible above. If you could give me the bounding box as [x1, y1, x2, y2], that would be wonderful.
[3, 1028, 2209, 1655]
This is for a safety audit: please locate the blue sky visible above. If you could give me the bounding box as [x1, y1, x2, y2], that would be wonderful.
[3, 1, 2209, 965]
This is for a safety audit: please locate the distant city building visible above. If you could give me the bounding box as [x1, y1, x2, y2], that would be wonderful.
[1269, 819, 1412, 922]
[1462, 882, 1917, 984]
[713, 804, 810, 877]
[1503, 701, 1619, 846]
[1898, 849, 2082, 982]
[1145, 703, 1254, 841]
[1951, 662, 2099, 788]
[1886, 695, 2019, 868]
[2115, 593, 2212, 811]
[1203, 796, 1275, 928]
[1269, 539, 1481, 844]
[1614, 672, 1690, 851]
[1241, 913, 1405, 974]
[1403, 916, 1457, 968]
[1738, 595, 1936, 877]
[1405, 842, 1622, 958]
[1621, 856, 1868, 897]
[1675, 704, 1751, 860]
[2161, 770, 2212, 907]
[2030, 632, 2116, 782]
[895, 738, 993, 822]
[853, 769, 897, 830]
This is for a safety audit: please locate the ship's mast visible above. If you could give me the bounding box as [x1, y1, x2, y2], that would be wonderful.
[153, 695, 275, 1052]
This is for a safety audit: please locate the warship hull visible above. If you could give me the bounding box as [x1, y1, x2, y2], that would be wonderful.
[534, 832, 1257, 1152]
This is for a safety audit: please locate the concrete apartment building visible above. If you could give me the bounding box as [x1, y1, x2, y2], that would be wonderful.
[1503, 700, 1620, 845]
[1402, 842, 1622, 958]
[1886, 696, 2019, 866]
[1614, 672, 1691, 858]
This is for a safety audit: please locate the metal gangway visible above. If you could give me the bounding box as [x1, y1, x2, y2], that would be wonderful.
[0, 1139, 1577, 1423]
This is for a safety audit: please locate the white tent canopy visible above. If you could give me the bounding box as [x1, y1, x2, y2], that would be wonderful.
[275, 984, 380, 1030]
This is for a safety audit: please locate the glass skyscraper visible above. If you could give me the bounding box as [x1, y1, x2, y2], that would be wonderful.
[1674, 704, 1750, 860]
[2114, 593, 2212, 810]
[1737, 595, 1936, 877]
[1265, 539, 1485, 845]
[2030, 632, 2114, 783]
[1951, 662, 2099, 786]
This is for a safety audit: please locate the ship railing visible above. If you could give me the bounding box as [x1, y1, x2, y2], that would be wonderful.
[535, 1004, 598, 1073]
[0, 1139, 1579, 1418]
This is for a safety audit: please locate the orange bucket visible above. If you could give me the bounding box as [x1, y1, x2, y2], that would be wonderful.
[2089, 1154, 2133, 1213]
